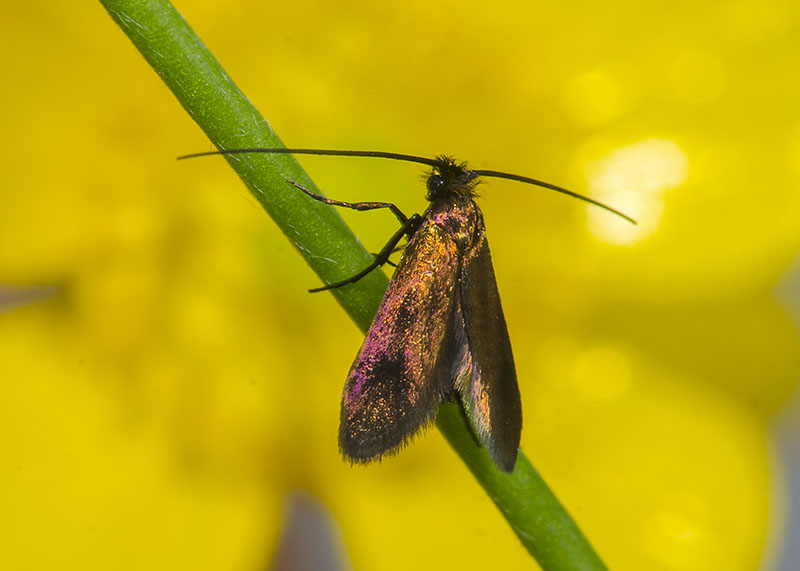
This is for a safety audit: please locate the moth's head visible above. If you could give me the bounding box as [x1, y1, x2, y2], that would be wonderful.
[425, 156, 480, 202]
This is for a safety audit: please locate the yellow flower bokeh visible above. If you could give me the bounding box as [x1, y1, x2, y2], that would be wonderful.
[1, 1, 798, 570]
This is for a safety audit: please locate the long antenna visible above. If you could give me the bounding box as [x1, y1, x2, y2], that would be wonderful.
[178, 148, 636, 224]
[178, 148, 440, 166]
[473, 168, 636, 224]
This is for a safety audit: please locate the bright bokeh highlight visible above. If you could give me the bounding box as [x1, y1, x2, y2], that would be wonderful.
[586, 138, 689, 244]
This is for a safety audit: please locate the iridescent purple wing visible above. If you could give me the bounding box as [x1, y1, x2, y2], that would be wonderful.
[452, 210, 522, 472]
[339, 219, 460, 463]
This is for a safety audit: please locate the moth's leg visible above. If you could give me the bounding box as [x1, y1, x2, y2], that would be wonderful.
[286, 179, 422, 292]
[371, 245, 405, 268]
[309, 214, 423, 293]
[287, 179, 409, 225]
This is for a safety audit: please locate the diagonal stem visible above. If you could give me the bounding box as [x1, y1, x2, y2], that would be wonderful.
[99, 1, 607, 568]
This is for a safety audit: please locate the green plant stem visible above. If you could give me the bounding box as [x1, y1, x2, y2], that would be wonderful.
[437, 404, 606, 569]
[99, 0, 607, 568]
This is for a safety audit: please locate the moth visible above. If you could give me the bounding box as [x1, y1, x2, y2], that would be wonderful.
[180, 148, 634, 472]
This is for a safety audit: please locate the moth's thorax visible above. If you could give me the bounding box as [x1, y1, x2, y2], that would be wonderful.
[425, 195, 482, 248]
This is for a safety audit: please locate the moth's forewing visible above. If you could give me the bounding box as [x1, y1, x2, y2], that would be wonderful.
[453, 205, 521, 472]
[339, 219, 459, 463]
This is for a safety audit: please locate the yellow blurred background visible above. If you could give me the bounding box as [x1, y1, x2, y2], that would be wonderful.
[1, 1, 799, 569]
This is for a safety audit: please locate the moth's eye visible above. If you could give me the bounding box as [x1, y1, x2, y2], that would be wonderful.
[427, 174, 445, 196]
